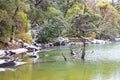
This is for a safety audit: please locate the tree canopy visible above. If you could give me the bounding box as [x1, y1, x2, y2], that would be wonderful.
[0, 0, 30, 42]
[0, 0, 120, 43]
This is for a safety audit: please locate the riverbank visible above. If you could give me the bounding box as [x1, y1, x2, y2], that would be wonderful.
[0, 37, 119, 68]
[0, 39, 41, 68]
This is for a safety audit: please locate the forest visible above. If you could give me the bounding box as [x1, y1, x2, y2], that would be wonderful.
[0, 0, 120, 45]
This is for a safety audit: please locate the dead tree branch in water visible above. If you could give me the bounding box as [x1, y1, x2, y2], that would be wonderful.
[70, 47, 76, 56]
[80, 36, 94, 60]
[68, 36, 94, 60]
[81, 40, 86, 60]
[62, 53, 67, 61]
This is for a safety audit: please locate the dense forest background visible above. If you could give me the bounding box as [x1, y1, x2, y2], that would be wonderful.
[0, 0, 120, 44]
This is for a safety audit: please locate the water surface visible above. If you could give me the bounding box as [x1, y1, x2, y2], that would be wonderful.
[1, 42, 120, 80]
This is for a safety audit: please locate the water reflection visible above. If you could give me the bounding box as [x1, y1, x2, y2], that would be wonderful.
[0, 64, 31, 80]
[0, 42, 120, 80]
[31, 61, 120, 80]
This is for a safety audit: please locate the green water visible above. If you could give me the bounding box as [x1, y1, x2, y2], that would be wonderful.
[1, 42, 120, 80]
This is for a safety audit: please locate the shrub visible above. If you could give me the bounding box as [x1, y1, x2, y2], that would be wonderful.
[16, 33, 32, 43]
[88, 32, 96, 39]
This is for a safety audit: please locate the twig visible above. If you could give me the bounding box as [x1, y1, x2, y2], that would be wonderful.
[62, 53, 67, 61]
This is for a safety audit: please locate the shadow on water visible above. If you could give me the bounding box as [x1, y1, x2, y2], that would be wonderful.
[1, 42, 120, 80]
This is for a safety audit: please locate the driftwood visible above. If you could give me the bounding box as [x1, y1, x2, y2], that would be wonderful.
[62, 53, 67, 61]
[79, 36, 88, 60]
[69, 36, 90, 60]
[79, 36, 95, 60]
[80, 36, 94, 43]
[69, 41, 86, 60]
[70, 47, 77, 56]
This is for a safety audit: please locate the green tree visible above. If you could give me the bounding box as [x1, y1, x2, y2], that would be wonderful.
[0, 0, 30, 42]
[37, 7, 65, 43]
[28, 0, 120, 43]
[66, 2, 100, 37]
[96, 1, 120, 39]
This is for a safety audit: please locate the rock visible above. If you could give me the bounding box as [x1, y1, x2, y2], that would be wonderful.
[4, 51, 16, 56]
[0, 60, 15, 67]
[91, 39, 107, 44]
[53, 42, 60, 46]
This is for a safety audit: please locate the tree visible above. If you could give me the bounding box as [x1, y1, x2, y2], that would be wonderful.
[0, 0, 30, 42]
[96, 1, 120, 40]
[65, 2, 100, 37]
[37, 7, 65, 43]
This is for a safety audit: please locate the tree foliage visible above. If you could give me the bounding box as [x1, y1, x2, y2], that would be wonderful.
[0, 0, 30, 43]
[28, 0, 120, 43]
[0, 0, 120, 43]
[96, 0, 120, 39]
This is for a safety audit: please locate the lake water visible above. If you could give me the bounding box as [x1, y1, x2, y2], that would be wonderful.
[0, 42, 120, 80]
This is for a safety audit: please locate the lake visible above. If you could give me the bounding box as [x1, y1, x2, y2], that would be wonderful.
[0, 42, 120, 80]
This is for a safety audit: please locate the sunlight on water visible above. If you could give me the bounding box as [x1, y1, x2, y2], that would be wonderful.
[1, 42, 120, 80]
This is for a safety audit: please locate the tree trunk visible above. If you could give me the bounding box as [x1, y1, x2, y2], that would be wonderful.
[10, 7, 19, 42]
[81, 40, 86, 60]
[10, 25, 15, 42]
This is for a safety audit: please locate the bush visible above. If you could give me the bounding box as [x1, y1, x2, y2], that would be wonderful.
[37, 24, 60, 43]
[88, 32, 96, 39]
[16, 33, 32, 43]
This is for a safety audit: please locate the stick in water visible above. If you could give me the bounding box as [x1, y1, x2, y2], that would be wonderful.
[62, 53, 67, 61]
